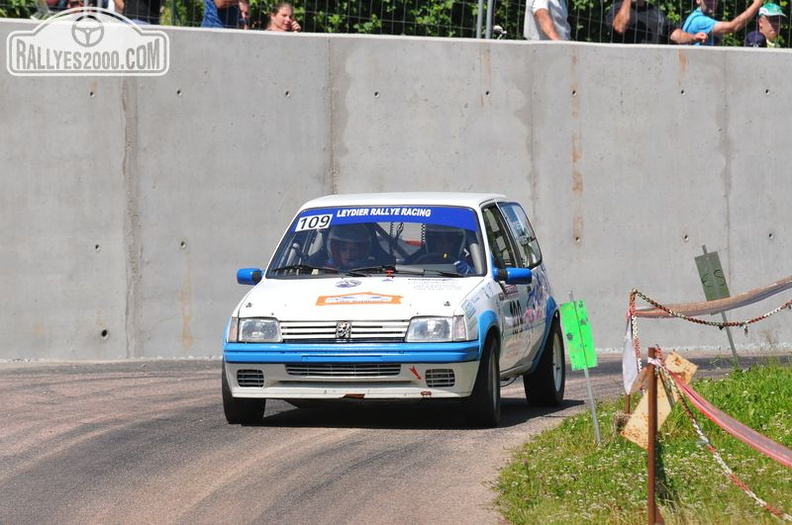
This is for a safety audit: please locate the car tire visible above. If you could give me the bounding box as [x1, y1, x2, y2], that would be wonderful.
[222, 362, 266, 424]
[464, 337, 501, 428]
[524, 318, 565, 407]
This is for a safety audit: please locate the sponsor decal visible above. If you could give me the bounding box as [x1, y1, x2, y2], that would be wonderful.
[483, 282, 498, 298]
[316, 292, 402, 306]
[461, 299, 477, 319]
[502, 284, 519, 297]
[335, 279, 362, 288]
[408, 278, 464, 291]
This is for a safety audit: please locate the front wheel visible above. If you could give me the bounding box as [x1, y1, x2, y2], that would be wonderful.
[222, 362, 266, 424]
[524, 318, 565, 406]
[464, 337, 501, 428]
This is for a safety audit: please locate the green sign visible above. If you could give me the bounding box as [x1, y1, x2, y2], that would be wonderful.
[695, 250, 730, 301]
[559, 300, 596, 370]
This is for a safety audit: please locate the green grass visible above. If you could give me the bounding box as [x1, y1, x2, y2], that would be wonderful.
[495, 356, 792, 525]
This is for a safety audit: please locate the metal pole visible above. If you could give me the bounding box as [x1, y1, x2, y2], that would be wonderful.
[484, 0, 494, 39]
[647, 347, 663, 525]
[701, 245, 739, 366]
[569, 291, 601, 444]
[476, 0, 484, 38]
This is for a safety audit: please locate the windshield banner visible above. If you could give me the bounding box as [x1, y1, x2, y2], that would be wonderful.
[292, 206, 478, 232]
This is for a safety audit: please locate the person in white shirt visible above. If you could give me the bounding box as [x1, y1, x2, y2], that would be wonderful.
[524, 0, 571, 40]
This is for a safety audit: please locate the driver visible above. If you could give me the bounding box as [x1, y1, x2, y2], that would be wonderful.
[326, 224, 371, 270]
[412, 224, 476, 274]
[425, 225, 465, 260]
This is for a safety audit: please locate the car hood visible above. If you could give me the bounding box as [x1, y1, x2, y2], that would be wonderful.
[236, 276, 487, 321]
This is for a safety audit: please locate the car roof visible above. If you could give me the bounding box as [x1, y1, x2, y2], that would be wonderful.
[299, 192, 509, 211]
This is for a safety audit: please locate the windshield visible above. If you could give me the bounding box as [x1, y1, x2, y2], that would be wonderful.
[266, 205, 486, 278]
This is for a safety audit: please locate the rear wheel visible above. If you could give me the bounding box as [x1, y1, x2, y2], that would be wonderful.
[524, 318, 565, 406]
[464, 337, 501, 428]
[222, 362, 266, 424]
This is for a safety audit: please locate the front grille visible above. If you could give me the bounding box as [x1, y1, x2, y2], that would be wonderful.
[237, 369, 264, 387]
[425, 368, 455, 387]
[285, 363, 401, 377]
[280, 320, 409, 342]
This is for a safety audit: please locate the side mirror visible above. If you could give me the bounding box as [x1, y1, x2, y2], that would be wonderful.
[237, 268, 263, 285]
[492, 267, 532, 285]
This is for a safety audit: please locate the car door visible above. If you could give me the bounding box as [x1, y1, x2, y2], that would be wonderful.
[481, 204, 532, 373]
[498, 202, 549, 363]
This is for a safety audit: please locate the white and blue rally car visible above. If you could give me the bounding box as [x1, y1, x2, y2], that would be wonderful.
[223, 192, 565, 427]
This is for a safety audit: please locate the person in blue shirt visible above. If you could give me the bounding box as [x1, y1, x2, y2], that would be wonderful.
[608, 0, 707, 44]
[682, 0, 763, 45]
[202, 0, 247, 28]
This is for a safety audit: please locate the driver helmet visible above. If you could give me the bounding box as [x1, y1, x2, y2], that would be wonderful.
[424, 224, 466, 258]
[327, 224, 371, 264]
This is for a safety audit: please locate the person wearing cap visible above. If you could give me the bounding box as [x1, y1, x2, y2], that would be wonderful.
[607, 0, 708, 44]
[682, 0, 764, 45]
[745, 3, 785, 47]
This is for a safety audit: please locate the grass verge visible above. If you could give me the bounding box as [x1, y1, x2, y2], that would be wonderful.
[495, 355, 792, 525]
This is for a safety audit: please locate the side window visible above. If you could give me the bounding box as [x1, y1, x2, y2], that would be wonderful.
[482, 206, 519, 269]
[500, 203, 542, 268]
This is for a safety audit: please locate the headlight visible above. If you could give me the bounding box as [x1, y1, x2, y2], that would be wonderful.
[406, 315, 472, 342]
[232, 317, 281, 343]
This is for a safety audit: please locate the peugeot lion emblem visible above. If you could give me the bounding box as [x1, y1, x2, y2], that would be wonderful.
[336, 321, 352, 339]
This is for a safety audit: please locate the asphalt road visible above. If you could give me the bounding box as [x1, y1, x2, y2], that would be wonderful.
[0, 353, 761, 525]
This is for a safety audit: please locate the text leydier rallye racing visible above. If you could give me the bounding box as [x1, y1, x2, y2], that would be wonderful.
[223, 192, 565, 427]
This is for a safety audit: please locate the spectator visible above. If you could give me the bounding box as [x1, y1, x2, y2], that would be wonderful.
[607, 0, 708, 44]
[114, 0, 161, 24]
[202, 0, 249, 28]
[745, 2, 785, 47]
[239, 0, 250, 29]
[266, 2, 301, 32]
[681, 0, 764, 45]
[523, 0, 570, 40]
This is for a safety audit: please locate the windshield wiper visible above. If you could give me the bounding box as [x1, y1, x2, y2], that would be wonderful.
[347, 264, 402, 275]
[270, 264, 341, 275]
[270, 264, 373, 277]
[421, 268, 465, 277]
[348, 264, 463, 278]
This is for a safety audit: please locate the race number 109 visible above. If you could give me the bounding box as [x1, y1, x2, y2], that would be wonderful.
[295, 214, 332, 231]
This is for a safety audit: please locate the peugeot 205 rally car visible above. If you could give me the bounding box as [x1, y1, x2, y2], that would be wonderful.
[222, 193, 565, 427]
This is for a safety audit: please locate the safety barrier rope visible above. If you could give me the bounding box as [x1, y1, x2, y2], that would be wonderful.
[626, 287, 792, 386]
[649, 349, 792, 522]
[630, 288, 792, 334]
[624, 288, 792, 521]
[628, 292, 642, 377]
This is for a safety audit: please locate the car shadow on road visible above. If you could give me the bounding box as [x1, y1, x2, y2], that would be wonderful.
[249, 396, 585, 430]
[499, 397, 585, 427]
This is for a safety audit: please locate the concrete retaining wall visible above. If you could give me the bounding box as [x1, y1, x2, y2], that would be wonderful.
[2, 19, 791, 360]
